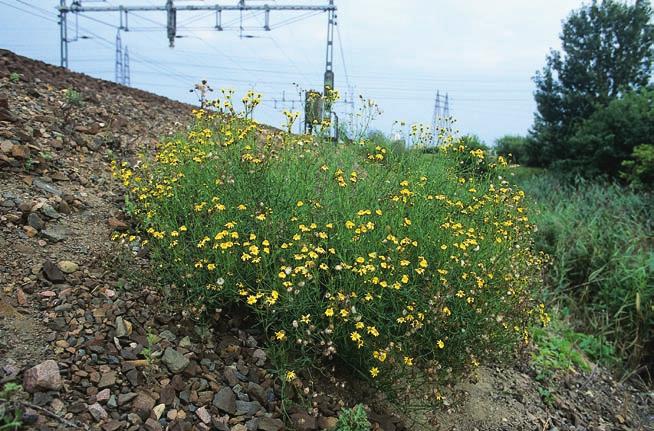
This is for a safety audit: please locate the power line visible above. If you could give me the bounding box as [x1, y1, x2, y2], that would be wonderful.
[0, 0, 58, 24]
[335, 24, 350, 89]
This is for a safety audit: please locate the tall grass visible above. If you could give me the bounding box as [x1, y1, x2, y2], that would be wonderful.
[518, 172, 654, 375]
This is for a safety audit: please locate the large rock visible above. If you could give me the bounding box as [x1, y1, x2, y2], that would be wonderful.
[0, 140, 13, 154]
[235, 400, 262, 418]
[42, 260, 65, 283]
[57, 260, 79, 274]
[132, 392, 156, 421]
[32, 178, 62, 196]
[115, 316, 132, 338]
[98, 370, 116, 388]
[212, 387, 236, 415]
[161, 347, 189, 374]
[195, 406, 211, 424]
[258, 417, 284, 431]
[41, 225, 69, 242]
[27, 213, 44, 231]
[10, 144, 29, 159]
[23, 360, 61, 393]
[88, 402, 108, 421]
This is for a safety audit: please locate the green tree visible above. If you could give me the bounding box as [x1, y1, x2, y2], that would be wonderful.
[531, 0, 654, 167]
[568, 87, 654, 179]
[494, 135, 531, 165]
[622, 144, 654, 186]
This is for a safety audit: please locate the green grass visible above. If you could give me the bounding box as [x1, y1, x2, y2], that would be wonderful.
[514, 168, 653, 375]
[531, 308, 617, 379]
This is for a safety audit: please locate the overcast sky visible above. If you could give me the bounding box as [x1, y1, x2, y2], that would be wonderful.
[0, 0, 585, 143]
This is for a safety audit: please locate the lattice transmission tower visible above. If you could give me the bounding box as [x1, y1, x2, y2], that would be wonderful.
[431, 91, 453, 146]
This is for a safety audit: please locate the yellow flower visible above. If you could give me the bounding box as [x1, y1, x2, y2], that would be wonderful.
[403, 356, 413, 366]
[247, 295, 257, 305]
[275, 330, 286, 341]
[370, 367, 379, 378]
[285, 370, 296, 381]
[437, 339, 445, 349]
[296, 201, 304, 207]
[325, 308, 334, 317]
[207, 263, 216, 271]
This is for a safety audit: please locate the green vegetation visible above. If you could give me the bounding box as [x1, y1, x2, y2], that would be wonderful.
[459, 134, 489, 152]
[622, 144, 654, 187]
[531, 309, 617, 380]
[64, 88, 82, 106]
[566, 88, 654, 180]
[0, 383, 22, 431]
[8, 72, 20, 83]
[528, 0, 654, 185]
[516, 169, 653, 373]
[493, 135, 531, 166]
[113, 91, 545, 394]
[336, 404, 370, 431]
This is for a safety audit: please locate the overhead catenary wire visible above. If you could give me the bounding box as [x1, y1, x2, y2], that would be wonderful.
[0, 0, 58, 24]
[335, 24, 350, 90]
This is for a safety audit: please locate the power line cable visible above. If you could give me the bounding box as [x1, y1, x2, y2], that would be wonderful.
[0, 0, 58, 23]
[335, 24, 350, 90]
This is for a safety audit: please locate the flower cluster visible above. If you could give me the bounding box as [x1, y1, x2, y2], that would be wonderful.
[113, 91, 545, 392]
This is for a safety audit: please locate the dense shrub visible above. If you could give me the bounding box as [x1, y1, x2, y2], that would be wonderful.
[459, 134, 489, 152]
[494, 135, 531, 166]
[114, 94, 545, 390]
[566, 88, 654, 180]
[520, 173, 654, 371]
[622, 144, 654, 187]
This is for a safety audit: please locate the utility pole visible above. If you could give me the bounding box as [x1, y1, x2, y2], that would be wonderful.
[59, 0, 68, 68]
[324, 0, 335, 97]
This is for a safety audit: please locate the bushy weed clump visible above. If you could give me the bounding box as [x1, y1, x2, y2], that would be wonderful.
[114, 92, 546, 391]
[520, 173, 654, 372]
[336, 404, 370, 431]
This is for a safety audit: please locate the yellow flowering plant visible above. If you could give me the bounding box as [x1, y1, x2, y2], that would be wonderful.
[113, 91, 547, 393]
